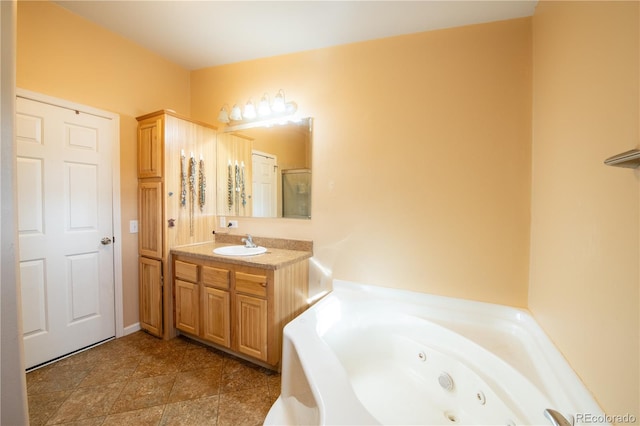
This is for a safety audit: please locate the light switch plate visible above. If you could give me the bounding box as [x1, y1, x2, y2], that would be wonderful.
[129, 220, 138, 233]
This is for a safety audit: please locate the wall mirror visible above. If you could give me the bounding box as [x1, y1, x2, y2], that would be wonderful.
[216, 117, 312, 219]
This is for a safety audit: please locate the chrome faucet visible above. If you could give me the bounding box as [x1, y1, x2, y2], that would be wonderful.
[241, 234, 257, 248]
[544, 409, 574, 426]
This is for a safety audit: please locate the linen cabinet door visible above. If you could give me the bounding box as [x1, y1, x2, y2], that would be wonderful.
[138, 116, 163, 178]
[235, 294, 268, 362]
[202, 286, 231, 348]
[175, 279, 199, 335]
[139, 257, 163, 337]
[138, 181, 163, 259]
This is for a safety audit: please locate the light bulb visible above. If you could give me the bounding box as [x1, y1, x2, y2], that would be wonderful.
[217, 105, 230, 123]
[243, 100, 257, 120]
[230, 104, 242, 121]
[258, 94, 271, 117]
[272, 89, 286, 113]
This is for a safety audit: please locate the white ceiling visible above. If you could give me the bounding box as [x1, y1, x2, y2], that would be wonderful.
[54, 1, 538, 71]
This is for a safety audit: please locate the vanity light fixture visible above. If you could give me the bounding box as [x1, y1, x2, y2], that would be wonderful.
[216, 89, 297, 125]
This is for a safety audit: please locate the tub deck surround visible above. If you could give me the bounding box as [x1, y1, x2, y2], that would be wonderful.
[266, 280, 607, 426]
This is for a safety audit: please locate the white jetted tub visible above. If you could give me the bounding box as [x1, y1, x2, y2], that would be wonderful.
[265, 280, 607, 425]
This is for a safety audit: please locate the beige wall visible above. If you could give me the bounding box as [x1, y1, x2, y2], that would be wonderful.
[530, 0, 639, 418]
[17, 1, 191, 327]
[192, 17, 533, 306]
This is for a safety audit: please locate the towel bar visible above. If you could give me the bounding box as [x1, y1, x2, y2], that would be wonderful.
[604, 149, 640, 168]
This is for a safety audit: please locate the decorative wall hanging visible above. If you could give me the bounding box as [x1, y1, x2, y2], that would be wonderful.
[189, 152, 197, 236]
[240, 161, 247, 207]
[179, 150, 207, 233]
[235, 161, 241, 216]
[227, 160, 233, 212]
[198, 155, 206, 211]
[224, 158, 248, 215]
[180, 150, 187, 207]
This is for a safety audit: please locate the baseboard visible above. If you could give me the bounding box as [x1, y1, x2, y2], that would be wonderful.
[123, 322, 141, 336]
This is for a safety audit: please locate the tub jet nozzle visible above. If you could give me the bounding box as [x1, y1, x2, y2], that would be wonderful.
[438, 372, 454, 392]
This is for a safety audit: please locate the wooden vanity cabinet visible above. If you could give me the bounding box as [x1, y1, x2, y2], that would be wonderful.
[171, 254, 309, 369]
[137, 110, 217, 339]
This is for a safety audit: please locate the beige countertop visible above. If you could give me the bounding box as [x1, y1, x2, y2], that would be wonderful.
[170, 241, 312, 270]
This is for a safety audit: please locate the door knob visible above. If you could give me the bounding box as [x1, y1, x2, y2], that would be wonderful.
[101, 237, 112, 245]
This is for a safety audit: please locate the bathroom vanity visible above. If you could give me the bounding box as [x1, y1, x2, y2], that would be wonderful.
[170, 238, 312, 370]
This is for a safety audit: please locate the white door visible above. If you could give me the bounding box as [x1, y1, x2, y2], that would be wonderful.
[16, 96, 116, 369]
[252, 151, 277, 217]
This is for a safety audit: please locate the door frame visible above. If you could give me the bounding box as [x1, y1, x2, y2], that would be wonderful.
[16, 88, 124, 338]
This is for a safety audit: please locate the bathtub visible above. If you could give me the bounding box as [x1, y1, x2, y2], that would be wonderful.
[265, 280, 607, 425]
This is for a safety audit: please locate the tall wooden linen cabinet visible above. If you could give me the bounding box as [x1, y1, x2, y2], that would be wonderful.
[137, 110, 217, 339]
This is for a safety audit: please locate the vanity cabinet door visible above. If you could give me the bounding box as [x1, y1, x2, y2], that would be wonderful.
[175, 279, 199, 335]
[202, 286, 231, 348]
[235, 294, 268, 362]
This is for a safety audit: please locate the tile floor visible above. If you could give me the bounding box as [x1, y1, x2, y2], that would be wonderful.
[26, 331, 280, 425]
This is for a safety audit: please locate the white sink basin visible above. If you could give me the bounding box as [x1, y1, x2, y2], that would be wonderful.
[213, 245, 267, 256]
